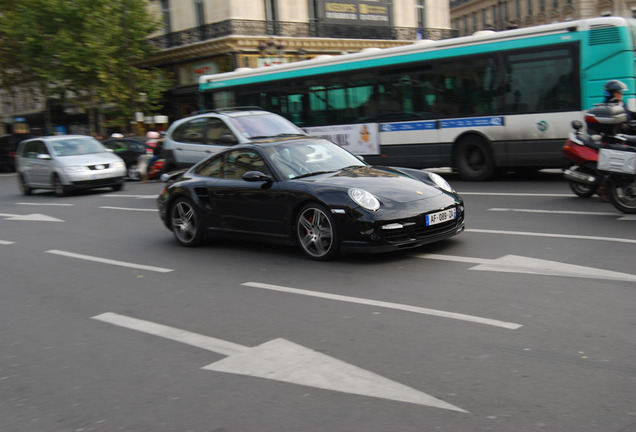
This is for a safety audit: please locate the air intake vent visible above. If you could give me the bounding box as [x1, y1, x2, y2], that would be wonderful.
[588, 25, 621, 45]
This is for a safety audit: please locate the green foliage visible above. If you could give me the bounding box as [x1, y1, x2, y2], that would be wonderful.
[0, 0, 171, 132]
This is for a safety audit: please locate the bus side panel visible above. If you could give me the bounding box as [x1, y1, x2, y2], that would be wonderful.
[374, 126, 443, 167]
[502, 111, 583, 166]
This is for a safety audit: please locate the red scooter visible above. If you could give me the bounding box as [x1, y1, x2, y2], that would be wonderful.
[563, 104, 636, 212]
[562, 104, 625, 197]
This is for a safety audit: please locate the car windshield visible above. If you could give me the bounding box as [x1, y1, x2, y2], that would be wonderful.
[230, 113, 306, 139]
[265, 140, 366, 180]
[51, 137, 106, 156]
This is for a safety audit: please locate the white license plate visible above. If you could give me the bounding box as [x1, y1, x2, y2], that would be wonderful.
[425, 208, 456, 226]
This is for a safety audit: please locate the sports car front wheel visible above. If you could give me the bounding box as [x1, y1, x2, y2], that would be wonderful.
[295, 203, 340, 261]
[170, 197, 204, 246]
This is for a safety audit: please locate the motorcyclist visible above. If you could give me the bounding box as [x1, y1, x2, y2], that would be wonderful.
[603, 80, 636, 124]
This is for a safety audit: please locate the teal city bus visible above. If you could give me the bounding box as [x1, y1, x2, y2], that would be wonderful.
[198, 16, 636, 180]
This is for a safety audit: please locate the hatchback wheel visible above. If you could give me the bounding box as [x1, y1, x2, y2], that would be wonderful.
[170, 197, 204, 246]
[295, 203, 340, 261]
[53, 175, 67, 197]
[17, 174, 32, 195]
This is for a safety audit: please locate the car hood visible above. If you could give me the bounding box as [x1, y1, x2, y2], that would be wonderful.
[55, 152, 123, 165]
[302, 166, 446, 203]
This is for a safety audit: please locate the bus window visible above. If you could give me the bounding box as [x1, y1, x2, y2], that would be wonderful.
[504, 47, 577, 113]
[213, 91, 234, 109]
[433, 56, 496, 117]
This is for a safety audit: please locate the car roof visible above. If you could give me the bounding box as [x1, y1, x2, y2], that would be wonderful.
[24, 134, 97, 142]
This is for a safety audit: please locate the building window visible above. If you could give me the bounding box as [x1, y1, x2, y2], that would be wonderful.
[161, 0, 171, 34]
[194, 0, 205, 27]
[416, 0, 426, 35]
[552, 0, 558, 8]
[516, 0, 521, 20]
[527, 0, 533, 15]
[265, 0, 279, 34]
[539, 0, 545, 12]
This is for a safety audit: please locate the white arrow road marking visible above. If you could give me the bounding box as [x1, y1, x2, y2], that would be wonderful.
[91, 312, 468, 412]
[466, 228, 636, 245]
[46, 250, 173, 273]
[0, 240, 15, 245]
[242, 282, 521, 330]
[416, 254, 636, 283]
[0, 212, 64, 222]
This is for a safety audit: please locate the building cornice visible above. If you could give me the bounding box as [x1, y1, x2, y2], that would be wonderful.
[144, 35, 412, 67]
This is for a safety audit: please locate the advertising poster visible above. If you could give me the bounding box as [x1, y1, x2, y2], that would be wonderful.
[318, 0, 390, 27]
[304, 123, 379, 155]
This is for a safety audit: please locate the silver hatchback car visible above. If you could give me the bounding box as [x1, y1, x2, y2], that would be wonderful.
[16, 135, 127, 196]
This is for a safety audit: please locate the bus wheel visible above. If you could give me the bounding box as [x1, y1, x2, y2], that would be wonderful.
[455, 136, 495, 181]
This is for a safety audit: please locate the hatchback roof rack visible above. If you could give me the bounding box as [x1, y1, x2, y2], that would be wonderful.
[209, 106, 265, 113]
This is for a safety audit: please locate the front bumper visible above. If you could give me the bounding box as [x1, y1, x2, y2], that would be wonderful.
[337, 199, 465, 254]
[64, 168, 126, 189]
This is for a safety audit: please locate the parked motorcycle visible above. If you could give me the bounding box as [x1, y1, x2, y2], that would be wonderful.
[562, 103, 636, 212]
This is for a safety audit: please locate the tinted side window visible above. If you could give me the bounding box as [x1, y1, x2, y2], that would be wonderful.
[194, 153, 223, 177]
[223, 150, 267, 179]
[206, 118, 235, 145]
[23, 140, 48, 158]
[172, 118, 207, 144]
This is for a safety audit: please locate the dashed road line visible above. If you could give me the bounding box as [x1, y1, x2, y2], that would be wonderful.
[46, 250, 173, 273]
[99, 206, 158, 212]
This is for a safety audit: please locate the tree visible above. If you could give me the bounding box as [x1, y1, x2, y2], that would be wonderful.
[0, 0, 170, 135]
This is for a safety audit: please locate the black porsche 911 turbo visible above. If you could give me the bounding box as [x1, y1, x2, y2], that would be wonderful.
[157, 137, 465, 260]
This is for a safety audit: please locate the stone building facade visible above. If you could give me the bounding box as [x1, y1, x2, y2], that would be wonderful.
[144, 0, 456, 121]
[450, 0, 636, 36]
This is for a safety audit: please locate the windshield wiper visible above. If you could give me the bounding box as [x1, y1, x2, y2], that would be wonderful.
[292, 170, 336, 179]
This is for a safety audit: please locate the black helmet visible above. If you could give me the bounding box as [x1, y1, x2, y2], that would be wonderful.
[603, 80, 628, 97]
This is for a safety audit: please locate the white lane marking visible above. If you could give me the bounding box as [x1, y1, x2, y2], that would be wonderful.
[416, 254, 636, 283]
[104, 194, 157, 199]
[92, 312, 467, 411]
[0, 240, 15, 245]
[241, 282, 521, 330]
[46, 250, 173, 273]
[0, 213, 64, 222]
[15, 202, 73, 206]
[466, 228, 636, 244]
[99, 206, 158, 212]
[489, 208, 621, 216]
[458, 192, 571, 197]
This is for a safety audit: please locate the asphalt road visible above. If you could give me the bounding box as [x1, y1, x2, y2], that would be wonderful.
[0, 170, 634, 432]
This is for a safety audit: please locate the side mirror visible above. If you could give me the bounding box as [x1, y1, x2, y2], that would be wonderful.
[220, 133, 238, 145]
[243, 170, 272, 183]
[571, 120, 583, 131]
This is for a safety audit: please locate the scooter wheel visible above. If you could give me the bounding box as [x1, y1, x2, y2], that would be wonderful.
[569, 181, 597, 198]
[608, 179, 636, 213]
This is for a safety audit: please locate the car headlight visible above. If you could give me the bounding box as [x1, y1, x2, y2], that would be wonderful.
[429, 172, 454, 193]
[64, 166, 84, 173]
[113, 161, 126, 169]
[348, 188, 380, 211]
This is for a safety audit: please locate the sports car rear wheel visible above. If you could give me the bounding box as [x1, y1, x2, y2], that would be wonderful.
[170, 197, 204, 246]
[295, 203, 340, 261]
